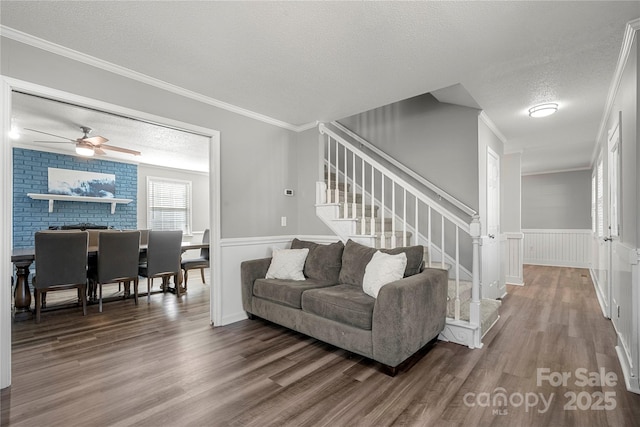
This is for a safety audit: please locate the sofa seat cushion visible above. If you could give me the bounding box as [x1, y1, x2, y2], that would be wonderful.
[302, 284, 376, 331]
[253, 278, 336, 309]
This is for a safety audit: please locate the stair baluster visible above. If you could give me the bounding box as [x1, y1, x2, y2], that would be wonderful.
[316, 123, 492, 349]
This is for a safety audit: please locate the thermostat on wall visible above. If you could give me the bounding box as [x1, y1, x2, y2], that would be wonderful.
[284, 189, 294, 196]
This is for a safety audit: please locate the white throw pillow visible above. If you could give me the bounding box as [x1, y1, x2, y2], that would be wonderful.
[363, 251, 407, 298]
[265, 248, 309, 281]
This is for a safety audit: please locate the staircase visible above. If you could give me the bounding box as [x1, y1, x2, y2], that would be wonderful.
[315, 122, 501, 348]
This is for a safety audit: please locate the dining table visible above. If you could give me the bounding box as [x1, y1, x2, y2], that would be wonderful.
[10, 241, 209, 321]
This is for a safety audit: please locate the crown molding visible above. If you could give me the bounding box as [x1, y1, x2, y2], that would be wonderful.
[592, 18, 640, 165]
[479, 111, 507, 145]
[521, 166, 592, 177]
[1, 25, 318, 133]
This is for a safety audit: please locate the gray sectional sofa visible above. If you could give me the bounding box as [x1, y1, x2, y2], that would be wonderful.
[240, 239, 448, 375]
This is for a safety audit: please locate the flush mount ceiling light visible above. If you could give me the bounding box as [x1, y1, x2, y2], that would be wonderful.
[75, 141, 95, 157]
[528, 103, 558, 118]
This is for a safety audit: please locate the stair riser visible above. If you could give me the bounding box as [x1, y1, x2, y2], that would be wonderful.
[330, 192, 363, 204]
[337, 204, 378, 218]
[374, 233, 414, 248]
[354, 219, 393, 234]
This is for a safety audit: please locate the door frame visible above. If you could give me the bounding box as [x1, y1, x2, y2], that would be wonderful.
[0, 77, 222, 389]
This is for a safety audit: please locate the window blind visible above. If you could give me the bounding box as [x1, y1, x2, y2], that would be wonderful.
[147, 177, 192, 234]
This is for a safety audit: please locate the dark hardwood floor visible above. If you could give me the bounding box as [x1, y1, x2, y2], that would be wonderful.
[2, 265, 640, 426]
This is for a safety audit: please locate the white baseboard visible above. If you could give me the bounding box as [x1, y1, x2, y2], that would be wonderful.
[616, 345, 640, 394]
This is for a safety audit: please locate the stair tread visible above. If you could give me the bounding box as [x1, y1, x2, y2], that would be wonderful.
[454, 298, 501, 336]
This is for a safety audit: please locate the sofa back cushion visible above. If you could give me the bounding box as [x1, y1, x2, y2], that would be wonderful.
[338, 239, 424, 287]
[291, 238, 344, 284]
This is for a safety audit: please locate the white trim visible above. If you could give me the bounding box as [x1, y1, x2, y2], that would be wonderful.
[220, 234, 339, 248]
[1, 79, 13, 389]
[590, 267, 610, 318]
[592, 19, 640, 167]
[0, 78, 223, 386]
[479, 111, 507, 145]
[504, 232, 524, 286]
[521, 166, 592, 177]
[0, 26, 316, 133]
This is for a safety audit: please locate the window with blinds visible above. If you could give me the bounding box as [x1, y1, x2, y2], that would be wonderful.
[147, 177, 192, 234]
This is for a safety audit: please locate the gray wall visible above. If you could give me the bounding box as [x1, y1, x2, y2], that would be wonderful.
[338, 93, 481, 211]
[295, 127, 334, 236]
[1, 37, 299, 239]
[521, 170, 592, 229]
[502, 153, 522, 232]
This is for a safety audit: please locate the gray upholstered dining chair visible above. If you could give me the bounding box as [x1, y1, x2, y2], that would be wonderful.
[181, 229, 210, 289]
[92, 230, 141, 312]
[33, 230, 89, 323]
[138, 230, 183, 303]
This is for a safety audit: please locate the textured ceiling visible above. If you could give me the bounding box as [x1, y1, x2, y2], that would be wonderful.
[11, 92, 211, 172]
[2, 1, 639, 174]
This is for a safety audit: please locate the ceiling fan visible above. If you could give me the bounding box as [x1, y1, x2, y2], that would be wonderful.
[25, 126, 141, 157]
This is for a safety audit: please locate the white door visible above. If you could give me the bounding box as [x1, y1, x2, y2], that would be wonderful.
[482, 147, 503, 299]
[608, 115, 621, 326]
[595, 155, 610, 317]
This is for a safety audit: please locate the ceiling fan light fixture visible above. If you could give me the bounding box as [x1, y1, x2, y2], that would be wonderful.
[528, 103, 558, 118]
[75, 142, 95, 157]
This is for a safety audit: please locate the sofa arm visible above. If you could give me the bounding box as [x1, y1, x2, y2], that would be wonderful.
[372, 267, 448, 367]
[240, 257, 272, 313]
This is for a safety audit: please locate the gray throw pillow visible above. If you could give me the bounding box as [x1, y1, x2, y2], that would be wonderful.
[291, 238, 344, 284]
[338, 239, 425, 287]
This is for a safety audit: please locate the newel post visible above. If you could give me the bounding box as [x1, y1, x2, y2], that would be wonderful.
[470, 215, 482, 348]
[318, 123, 326, 183]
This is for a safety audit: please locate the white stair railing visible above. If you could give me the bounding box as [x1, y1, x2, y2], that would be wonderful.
[318, 123, 482, 342]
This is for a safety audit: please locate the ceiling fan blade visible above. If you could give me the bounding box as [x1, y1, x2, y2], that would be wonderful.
[94, 147, 107, 156]
[100, 144, 141, 156]
[24, 128, 75, 142]
[82, 136, 109, 145]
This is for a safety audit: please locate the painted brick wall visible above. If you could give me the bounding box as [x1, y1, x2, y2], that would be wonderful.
[13, 148, 137, 248]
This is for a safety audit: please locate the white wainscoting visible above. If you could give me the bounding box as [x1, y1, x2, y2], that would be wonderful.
[503, 232, 524, 285]
[218, 235, 339, 325]
[522, 229, 591, 268]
